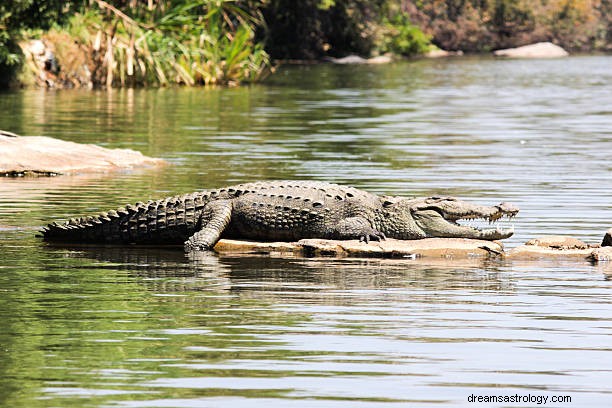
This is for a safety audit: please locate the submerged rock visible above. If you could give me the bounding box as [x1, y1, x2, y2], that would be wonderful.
[493, 42, 569, 58]
[0, 132, 165, 176]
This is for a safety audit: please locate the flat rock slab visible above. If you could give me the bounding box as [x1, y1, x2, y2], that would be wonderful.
[508, 245, 595, 260]
[214, 238, 503, 259]
[493, 42, 569, 58]
[0, 134, 165, 175]
[508, 235, 603, 261]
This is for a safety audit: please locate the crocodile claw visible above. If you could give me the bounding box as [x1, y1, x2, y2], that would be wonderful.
[359, 230, 386, 244]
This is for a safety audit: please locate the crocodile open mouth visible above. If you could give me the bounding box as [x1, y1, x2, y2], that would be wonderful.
[451, 214, 516, 235]
[412, 200, 520, 240]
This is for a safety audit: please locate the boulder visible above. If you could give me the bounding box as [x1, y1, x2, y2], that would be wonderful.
[0, 133, 165, 176]
[493, 42, 569, 59]
[213, 237, 503, 259]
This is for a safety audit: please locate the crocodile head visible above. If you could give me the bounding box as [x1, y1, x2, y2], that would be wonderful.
[382, 196, 519, 240]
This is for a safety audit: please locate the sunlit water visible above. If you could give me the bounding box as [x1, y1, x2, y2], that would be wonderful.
[0, 56, 611, 407]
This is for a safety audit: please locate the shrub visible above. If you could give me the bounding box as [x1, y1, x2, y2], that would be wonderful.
[379, 13, 432, 56]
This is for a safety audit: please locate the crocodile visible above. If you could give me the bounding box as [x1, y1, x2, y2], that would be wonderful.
[40, 180, 519, 252]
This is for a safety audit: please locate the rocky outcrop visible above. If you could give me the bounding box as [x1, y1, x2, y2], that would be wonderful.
[493, 42, 569, 58]
[0, 132, 165, 176]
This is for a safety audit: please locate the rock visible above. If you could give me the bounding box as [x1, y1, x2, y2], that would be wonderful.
[525, 235, 590, 250]
[0, 133, 165, 176]
[591, 247, 612, 276]
[326, 54, 393, 65]
[213, 237, 504, 259]
[591, 247, 612, 262]
[365, 55, 393, 64]
[493, 42, 569, 59]
[602, 228, 612, 247]
[424, 49, 464, 58]
[509, 235, 595, 259]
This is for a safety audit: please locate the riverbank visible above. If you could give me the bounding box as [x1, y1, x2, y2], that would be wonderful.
[2, 1, 609, 90]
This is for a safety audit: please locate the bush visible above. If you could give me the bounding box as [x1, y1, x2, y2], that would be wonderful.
[379, 13, 432, 56]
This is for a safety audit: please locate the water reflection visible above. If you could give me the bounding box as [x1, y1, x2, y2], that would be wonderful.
[2, 245, 606, 407]
[0, 56, 611, 407]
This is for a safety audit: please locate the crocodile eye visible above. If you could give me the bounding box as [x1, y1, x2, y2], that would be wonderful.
[383, 200, 394, 208]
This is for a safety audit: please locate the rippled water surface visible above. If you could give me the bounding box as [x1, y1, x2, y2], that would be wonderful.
[0, 56, 611, 407]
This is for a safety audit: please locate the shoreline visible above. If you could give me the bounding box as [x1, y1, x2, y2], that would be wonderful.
[15, 37, 611, 91]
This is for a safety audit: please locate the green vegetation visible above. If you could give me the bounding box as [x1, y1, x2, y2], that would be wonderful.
[1, 1, 611, 89]
[407, 0, 612, 52]
[6, 0, 272, 88]
[378, 13, 433, 56]
[260, 0, 432, 60]
[47, 0, 270, 87]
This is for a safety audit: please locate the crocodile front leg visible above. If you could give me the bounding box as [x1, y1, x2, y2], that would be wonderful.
[184, 200, 233, 252]
[332, 216, 386, 243]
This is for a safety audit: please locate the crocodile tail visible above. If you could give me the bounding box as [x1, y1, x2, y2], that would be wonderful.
[40, 210, 124, 244]
[40, 192, 209, 245]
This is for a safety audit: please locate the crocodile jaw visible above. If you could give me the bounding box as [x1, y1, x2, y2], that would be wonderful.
[411, 199, 519, 241]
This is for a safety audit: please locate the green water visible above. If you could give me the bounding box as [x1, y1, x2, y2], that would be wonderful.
[0, 56, 611, 407]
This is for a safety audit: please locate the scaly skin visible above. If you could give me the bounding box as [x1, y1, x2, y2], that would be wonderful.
[40, 181, 519, 252]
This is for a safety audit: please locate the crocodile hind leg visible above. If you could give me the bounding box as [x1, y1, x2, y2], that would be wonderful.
[184, 200, 233, 252]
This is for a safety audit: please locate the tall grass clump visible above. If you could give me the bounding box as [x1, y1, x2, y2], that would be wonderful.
[60, 0, 271, 88]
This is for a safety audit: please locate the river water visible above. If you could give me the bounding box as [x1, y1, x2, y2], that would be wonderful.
[0, 56, 610, 407]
